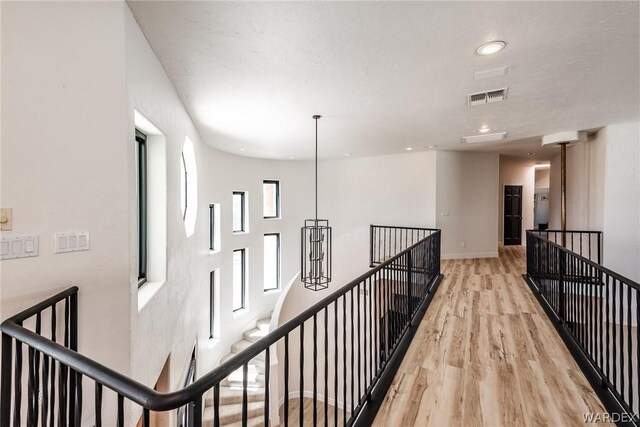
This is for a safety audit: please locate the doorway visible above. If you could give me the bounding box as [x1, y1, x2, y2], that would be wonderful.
[504, 185, 523, 245]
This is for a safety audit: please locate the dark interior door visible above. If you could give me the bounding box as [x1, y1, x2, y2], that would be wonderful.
[504, 185, 523, 245]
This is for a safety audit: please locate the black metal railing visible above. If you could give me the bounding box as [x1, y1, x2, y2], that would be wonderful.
[526, 231, 639, 426]
[370, 225, 438, 267]
[1, 227, 442, 426]
[529, 229, 602, 263]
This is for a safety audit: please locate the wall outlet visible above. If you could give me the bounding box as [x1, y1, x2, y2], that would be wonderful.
[461, 241, 466, 248]
[0, 208, 12, 231]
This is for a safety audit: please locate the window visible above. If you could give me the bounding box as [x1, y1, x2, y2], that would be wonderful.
[263, 234, 280, 291]
[136, 129, 147, 287]
[209, 270, 216, 338]
[232, 249, 246, 311]
[180, 152, 187, 220]
[263, 180, 280, 219]
[232, 192, 246, 232]
[209, 204, 219, 251]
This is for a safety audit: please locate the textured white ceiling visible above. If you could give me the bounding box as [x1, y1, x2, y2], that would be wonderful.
[127, 1, 639, 160]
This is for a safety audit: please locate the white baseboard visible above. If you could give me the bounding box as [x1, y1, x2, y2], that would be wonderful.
[441, 252, 499, 260]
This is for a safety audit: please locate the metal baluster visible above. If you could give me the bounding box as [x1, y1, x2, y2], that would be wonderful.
[27, 346, 34, 427]
[0, 333, 11, 427]
[213, 383, 221, 427]
[41, 354, 49, 427]
[350, 289, 355, 417]
[343, 296, 347, 427]
[357, 283, 362, 401]
[116, 395, 124, 427]
[34, 313, 41, 424]
[619, 278, 624, 400]
[142, 409, 150, 427]
[74, 372, 82, 427]
[95, 383, 102, 427]
[323, 308, 328, 427]
[14, 339, 22, 427]
[299, 324, 304, 427]
[612, 277, 617, 390]
[49, 304, 57, 427]
[284, 333, 289, 427]
[606, 274, 611, 380]
[265, 347, 270, 427]
[334, 302, 338, 427]
[369, 276, 373, 387]
[313, 314, 318, 427]
[636, 287, 640, 414]
[627, 284, 633, 410]
[193, 394, 203, 427]
[242, 363, 248, 426]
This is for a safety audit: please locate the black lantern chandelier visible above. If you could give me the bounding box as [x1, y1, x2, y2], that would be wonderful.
[301, 115, 332, 291]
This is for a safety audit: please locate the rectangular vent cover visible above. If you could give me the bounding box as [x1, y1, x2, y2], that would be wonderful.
[467, 88, 508, 106]
[462, 132, 508, 144]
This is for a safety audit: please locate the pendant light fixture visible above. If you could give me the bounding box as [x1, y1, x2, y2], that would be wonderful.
[301, 115, 332, 291]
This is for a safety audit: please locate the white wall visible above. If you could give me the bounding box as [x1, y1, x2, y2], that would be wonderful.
[435, 151, 499, 258]
[1, 0, 131, 375]
[535, 168, 550, 190]
[548, 130, 606, 231]
[548, 123, 640, 282]
[602, 122, 640, 281]
[497, 156, 536, 244]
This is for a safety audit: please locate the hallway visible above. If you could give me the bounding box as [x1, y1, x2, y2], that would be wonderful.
[373, 246, 610, 426]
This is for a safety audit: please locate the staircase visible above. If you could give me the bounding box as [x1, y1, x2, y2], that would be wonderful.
[203, 315, 272, 426]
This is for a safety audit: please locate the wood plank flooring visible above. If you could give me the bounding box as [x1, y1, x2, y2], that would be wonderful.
[372, 246, 611, 427]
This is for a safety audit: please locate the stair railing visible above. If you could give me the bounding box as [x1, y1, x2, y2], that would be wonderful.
[525, 230, 639, 426]
[1, 227, 442, 426]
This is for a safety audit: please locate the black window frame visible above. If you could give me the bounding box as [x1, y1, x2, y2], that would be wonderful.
[209, 270, 216, 339]
[232, 249, 246, 312]
[136, 129, 148, 288]
[232, 191, 246, 233]
[262, 180, 281, 219]
[209, 204, 217, 251]
[263, 233, 281, 291]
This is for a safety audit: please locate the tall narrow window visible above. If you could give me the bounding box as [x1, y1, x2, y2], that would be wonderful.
[232, 249, 246, 311]
[209, 270, 216, 338]
[180, 152, 187, 220]
[263, 180, 280, 219]
[263, 234, 280, 291]
[232, 192, 246, 232]
[209, 204, 216, 251]
[136, 129, 147, 287]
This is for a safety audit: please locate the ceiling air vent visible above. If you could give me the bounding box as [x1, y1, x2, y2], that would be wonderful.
[462, 132, 508, 144]
[467, 87, 509, 106]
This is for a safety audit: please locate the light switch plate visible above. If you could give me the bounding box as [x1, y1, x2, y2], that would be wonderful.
[0, 208, 12, 231]
[0, 235, 38, 260]
[55, 232, 90, 253]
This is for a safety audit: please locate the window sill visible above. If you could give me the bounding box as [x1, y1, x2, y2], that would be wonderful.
[209, 249, 221, 256]
[264, 288, 281, 294]
[137, 280, 165, 311]
[263, 217, 281, 221]
[233, 231, 250, 235]
[232, 308, 248, 318]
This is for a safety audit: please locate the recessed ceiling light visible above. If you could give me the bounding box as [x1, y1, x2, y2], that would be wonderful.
[528, 152, 536, 156]
[476, 41, 506, 56]
[289, 156, 296, 159]
[428, 145, 438, 149]
[405, 147, 413, 151]
[240, 148, 246, 152]
[478, 126, 491, 133]
[344, 153, 352, 157]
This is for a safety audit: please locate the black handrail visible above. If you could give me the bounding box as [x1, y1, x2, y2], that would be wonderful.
[528, 229, 602, 264]
[2, 227, 443, 426]
[525, 231, 640, 426]
[370, 224, 438, 267]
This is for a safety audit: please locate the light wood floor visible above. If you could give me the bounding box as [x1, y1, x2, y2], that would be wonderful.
[372, 246, 611, 427]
